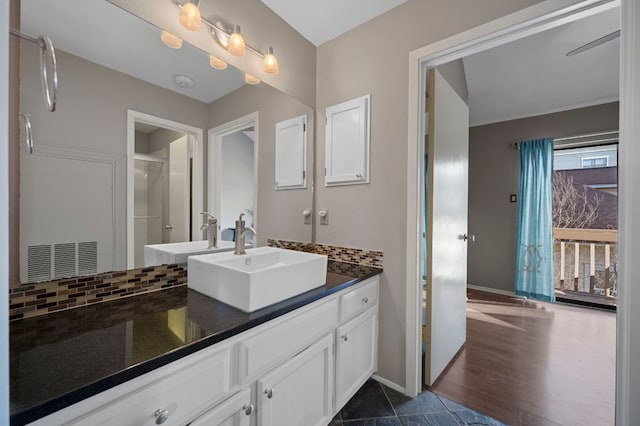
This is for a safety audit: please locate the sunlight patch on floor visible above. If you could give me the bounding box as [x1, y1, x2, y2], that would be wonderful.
[466, 307, 527, 331]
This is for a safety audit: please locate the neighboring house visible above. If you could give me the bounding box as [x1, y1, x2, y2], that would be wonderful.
[554, 166, 618, 229]
[554, 145, 618, 170]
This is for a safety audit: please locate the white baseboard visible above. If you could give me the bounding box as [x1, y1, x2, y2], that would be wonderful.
[467, 284, 517, 298]
[372, 374, 406, 394]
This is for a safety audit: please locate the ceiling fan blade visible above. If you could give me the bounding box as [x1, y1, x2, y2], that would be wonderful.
[566, 30, 621, 56]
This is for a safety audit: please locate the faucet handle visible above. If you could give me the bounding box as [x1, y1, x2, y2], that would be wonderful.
[238, 213, 245, 221]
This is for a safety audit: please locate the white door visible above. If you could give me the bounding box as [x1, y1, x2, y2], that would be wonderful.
[335, 308, 378, 409]
[257, 333, 334, 426]
[190, 388, 253, 426]
[423, 69, 469, 385]
[168, 136, 190, 243]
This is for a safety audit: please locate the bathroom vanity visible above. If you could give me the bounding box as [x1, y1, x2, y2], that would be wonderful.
[10, 261, 381, 425]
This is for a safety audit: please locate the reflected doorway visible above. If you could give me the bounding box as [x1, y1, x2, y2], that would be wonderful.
[133, 129, 192, 268]
[126, 110, 204, 269]
[208, 112, 258, 246]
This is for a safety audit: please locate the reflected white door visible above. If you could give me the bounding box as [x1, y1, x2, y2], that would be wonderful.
[169, 136, 190, 243]
[424, 69, 469, 385]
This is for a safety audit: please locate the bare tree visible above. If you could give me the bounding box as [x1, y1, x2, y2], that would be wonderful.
[553, 172, 601, 229]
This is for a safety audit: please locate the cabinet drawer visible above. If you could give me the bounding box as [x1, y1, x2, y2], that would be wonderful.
[236, 298, 338, 385]
[339, 277, 378, 323]
[190, 388, 252, 426]
[42, 345, 232, 426]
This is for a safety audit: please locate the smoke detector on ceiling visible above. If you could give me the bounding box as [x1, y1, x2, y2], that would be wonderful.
[174, 74, 195, 89]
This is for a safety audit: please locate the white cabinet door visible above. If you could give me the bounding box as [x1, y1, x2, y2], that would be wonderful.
[335, 307, 378, 409]
[275, 115, 306, 190]
[190, 388, 253, 426]
[325, 94, 370, 186]
[257, 334, 334, 426]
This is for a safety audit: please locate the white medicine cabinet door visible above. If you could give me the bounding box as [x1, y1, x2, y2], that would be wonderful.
[257, 333, 334, 426]
[275, 115, 307, 190]
[325, 94, 370, 186]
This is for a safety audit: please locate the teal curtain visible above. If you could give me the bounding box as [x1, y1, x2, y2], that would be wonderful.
[516, 138, 554, 302]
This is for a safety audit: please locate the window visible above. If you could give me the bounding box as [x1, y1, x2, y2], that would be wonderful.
[581, 156, 608, 168]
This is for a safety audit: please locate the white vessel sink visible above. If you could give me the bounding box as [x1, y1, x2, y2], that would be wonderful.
[187, 247, 328, 312]
[144, 240, 249, 266]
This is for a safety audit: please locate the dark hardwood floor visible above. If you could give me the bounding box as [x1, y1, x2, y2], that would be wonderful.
[428, 289, 616, 426]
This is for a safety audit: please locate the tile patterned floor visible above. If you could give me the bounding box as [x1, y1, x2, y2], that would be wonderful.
[330, 379, 507, 426]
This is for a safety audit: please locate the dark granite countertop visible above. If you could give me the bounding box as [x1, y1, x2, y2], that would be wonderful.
[9, 260, 382, 425]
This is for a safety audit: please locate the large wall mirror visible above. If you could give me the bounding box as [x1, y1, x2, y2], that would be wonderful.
[16, 0, 314, 285]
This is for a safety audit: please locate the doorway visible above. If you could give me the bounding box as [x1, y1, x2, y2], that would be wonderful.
[406, 0, 622, 398]
[208, 112, 258, 245]
[126, 110, 204, 269]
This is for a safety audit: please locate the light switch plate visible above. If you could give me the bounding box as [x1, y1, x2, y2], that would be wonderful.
[510, 194, 517, 203]
[319, 210, 329, 225]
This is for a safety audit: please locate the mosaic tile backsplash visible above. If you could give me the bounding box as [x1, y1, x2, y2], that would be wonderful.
[9, 242, 380, 322]
[267, 239, 383, 269]
[9, 264, 186, 321]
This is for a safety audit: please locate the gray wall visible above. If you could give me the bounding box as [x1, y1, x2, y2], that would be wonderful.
[134, 131, 150, 154]
[21, 49, 209, 158]
[315, 0, 547, 388]
[149, 129, 185, 156]
[208, 84, 314, 245]
[468, 102, 619, 293]
[437, 59, 469, 102]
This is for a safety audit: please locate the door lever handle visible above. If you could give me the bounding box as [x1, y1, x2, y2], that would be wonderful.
[463, 234, 475, 242]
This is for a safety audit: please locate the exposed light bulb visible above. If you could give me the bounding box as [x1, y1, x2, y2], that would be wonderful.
[179, 1, 201, 32]
[209, 55, 228, 70]
[227, 25, 246, 57]
[263, 46, 279, 74]
[245, 73, 260, 85]
[160, 31, 183, 49]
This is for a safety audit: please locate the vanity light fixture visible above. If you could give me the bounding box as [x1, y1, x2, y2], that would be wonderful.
[175, 2, 280, 74]
[263, 47, 279, 74]
[209, 55, 227, 70]
[244, 73, 260, 85]
[179, 0, 201, 32]
[161, 31, 183, 49]
[227, 25, 246, 57]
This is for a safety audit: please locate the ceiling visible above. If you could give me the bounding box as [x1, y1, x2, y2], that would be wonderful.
[464, 7, 620, 127]
[21, 1, 619, 122]
[21, 0, 246, 104]
[261, 0, 408, 46]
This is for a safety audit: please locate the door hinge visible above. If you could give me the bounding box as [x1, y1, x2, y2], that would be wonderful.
[303, 170, 306, 180]
[303, 123, 306, 132]
[324, 168, 327, 176]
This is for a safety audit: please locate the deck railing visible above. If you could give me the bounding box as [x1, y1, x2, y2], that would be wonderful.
[553, 228, 617, 301]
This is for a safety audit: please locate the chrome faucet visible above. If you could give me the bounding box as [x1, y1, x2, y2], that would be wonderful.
[200, 212, 218, 249]
[234, 213, 256, 255]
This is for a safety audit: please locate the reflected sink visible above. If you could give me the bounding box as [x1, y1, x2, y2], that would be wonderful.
[187, 247, 328, 312]
[144, 240, 251, 266]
